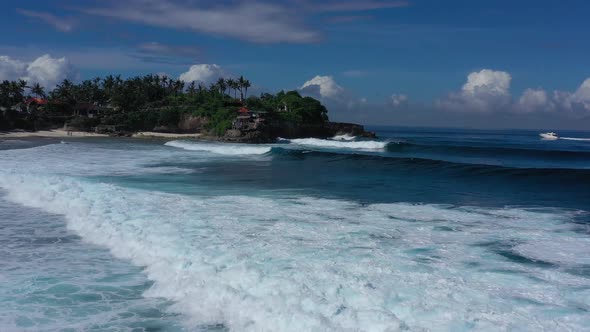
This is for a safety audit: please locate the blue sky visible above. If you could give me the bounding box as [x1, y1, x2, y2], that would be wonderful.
[1, 0, 590, 129]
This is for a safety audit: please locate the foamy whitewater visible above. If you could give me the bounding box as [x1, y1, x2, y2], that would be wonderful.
[280, 137, 388, 151]
[165, 140, 271, 155]
[1, 128, 590, 331]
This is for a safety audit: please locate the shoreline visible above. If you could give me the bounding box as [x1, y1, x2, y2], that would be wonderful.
[132, 131, 202, 139]
[0, 130, 202, 140]
[0, 129, 108, 138]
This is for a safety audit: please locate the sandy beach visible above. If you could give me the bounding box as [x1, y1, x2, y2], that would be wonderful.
[0, 130, 201, 139]
[132, 132, 202, 139]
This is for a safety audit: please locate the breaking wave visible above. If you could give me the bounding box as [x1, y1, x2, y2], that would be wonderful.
[165, 140, 272, 155]
[331, 134, 356, 141]
[0, 173, 588, 331]
[285, 138, 389, 150]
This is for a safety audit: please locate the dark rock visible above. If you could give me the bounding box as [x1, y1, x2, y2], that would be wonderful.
[219, 120, 376, 144]
[178, 115, 208, 132]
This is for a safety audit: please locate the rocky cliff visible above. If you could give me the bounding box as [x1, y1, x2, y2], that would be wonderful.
[220, 120, 375, 143]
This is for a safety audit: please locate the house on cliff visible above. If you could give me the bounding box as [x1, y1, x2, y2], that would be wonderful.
[25, 97, 48, 113]
[232, 107, 267, 131]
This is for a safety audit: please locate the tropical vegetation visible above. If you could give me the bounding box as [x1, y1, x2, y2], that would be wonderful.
[0, 75, 329, 135]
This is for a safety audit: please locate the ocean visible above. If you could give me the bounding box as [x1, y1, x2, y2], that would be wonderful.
[0, 127, 589, 331]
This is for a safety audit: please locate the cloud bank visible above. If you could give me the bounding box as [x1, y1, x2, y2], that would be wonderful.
[295, 70, 590, 128]
[0, 54, 76, 88]
[437, 69, 590, 117]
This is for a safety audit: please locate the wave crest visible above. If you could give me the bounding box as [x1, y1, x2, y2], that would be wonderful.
[286, 138, 388, 150]
[165, 140, 271, 155]
[331, 134, 356, 141]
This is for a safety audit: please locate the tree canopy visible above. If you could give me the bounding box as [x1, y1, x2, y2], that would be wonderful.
[0, 74, 330, 134]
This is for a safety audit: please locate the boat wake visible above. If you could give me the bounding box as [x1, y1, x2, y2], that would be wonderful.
[539, 132, 590, 142]
[560, 137, 590, 141]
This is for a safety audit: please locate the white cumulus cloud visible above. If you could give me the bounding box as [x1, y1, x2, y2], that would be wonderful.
[513, 78, 590, 115]
[0, 54, 76, 88]
[300, 75, 345, 100]
[24, 55, 76, 88]
[462, 69, 511, 96]
[571, 78, 590, 111]
[516, 88, 551, 112]
[438, 69, 590, 116]
[179, 64, 225, 84]
[437, 69, 512, 112]
[0, 56, 26, 79]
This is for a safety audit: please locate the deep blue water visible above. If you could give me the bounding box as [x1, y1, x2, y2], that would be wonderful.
[0, 127, 589, 331]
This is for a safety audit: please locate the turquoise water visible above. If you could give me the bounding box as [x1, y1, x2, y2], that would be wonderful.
[0, 128, 589, 331]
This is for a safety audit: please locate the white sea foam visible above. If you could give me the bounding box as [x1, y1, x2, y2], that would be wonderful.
[0, 142, 196, 176]
[1, 142, 589, 331]
[165, 140, 272, 155]
[287, 138, 388, 150]
[514, 238, 590, 265]
[0, 196, 181, 332]
[331, 134, 357, 141]
[0, 171, 588, 331]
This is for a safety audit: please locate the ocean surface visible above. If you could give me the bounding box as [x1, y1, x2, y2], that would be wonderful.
[0, 127, 589, 331]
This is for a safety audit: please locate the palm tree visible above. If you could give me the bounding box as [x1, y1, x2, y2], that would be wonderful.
[227, 78, 236, 99]
[209, 83, 217, 94]
[237, 76, 248, 101]
[0, 80, 24, 106]
[216, 78, 227, 96]
[187, 81, 197, 95]
[174, 80, 185, 96]
[31, 82, 45, 98]
[243, 79, 251, 99]
[10, 80, 27, 102]
[160, 75, 169, 89]
[103, 75, 115, 92]
[54, 79, 75, 104]
[114, 75, 123, 88]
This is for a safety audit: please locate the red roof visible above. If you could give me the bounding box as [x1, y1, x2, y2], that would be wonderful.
[238, 107, 249, 113]
[25, 97, 48, 105]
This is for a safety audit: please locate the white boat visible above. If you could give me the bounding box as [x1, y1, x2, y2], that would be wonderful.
[539, 132, 559, 140]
